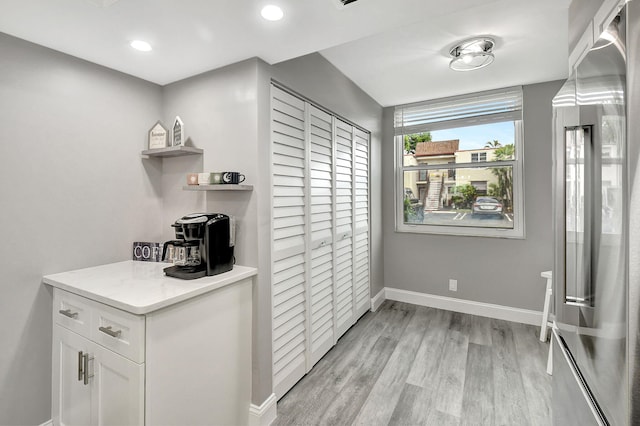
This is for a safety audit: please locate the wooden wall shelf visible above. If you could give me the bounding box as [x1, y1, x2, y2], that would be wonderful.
[183, 185, 253, 191]
[141, 146, 204, 158]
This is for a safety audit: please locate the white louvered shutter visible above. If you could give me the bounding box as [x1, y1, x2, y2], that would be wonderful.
[353, 128, 370, 317]
[334, 119, 355, 338]
[308, 106, 335, 366]
[271, 85, 372, 399]
[271, 87, 307, 398]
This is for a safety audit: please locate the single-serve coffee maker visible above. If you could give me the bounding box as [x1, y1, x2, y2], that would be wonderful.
[162, 213, 235, 280]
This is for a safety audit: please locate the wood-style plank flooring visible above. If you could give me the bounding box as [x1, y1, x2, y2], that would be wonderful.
[273, 300, 551, 426]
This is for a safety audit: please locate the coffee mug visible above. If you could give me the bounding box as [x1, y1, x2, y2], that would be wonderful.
[198, 172, 222, 185]
[221, 172, 245, 184]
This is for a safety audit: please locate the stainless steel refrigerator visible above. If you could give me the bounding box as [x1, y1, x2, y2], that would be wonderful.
[552, 2, 640, 425]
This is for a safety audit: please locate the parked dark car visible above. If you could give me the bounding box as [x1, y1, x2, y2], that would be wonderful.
[471, 197, 503, 217]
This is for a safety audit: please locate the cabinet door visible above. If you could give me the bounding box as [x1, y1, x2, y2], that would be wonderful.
[308, 105, 335, 366]
[334, 118, 355, 338]
[53, 326, 92, 426]
[271, 86, 308, 398]
[353, 128, 370, 317]
[91, 342, 144, 426]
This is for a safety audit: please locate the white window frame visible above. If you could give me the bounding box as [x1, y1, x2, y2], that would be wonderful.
[394, 87, 525, 239]
[471, 152, 487, 162]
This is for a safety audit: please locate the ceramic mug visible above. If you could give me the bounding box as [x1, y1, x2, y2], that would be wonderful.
[198, 172, 222, 185]
[221, 172, 245, 184]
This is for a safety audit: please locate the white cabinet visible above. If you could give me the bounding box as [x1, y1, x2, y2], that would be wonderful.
[52, 290, 144, 426]
[49, 266, 253, 426]
[270, 85, 371, 399]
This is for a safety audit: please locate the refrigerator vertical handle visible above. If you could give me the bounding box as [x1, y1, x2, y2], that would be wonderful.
[564, 125, 593, 309]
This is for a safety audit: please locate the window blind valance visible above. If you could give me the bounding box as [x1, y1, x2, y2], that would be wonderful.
[394, 86, 523, 136]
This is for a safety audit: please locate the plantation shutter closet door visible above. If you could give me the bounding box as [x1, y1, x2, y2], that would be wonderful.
[270, 84, 371, 399]
[271, 88, 308, 399]
[334, 119, 356, 338]
[308, 105, 335, 366]
[353, 128, 370, 318]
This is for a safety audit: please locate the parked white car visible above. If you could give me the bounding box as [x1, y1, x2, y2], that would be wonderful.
[471, 197, 503, 217]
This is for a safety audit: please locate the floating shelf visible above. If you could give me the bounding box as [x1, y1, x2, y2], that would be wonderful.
[183, 184, 254, 191]
[141, 146, 204, 158]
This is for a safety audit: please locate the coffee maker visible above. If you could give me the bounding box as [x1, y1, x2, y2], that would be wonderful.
[162, 213, 235, 279]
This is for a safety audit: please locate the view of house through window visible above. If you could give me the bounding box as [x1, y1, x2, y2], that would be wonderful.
[402, 121, 517, 230]
[395, 86, 523, 237]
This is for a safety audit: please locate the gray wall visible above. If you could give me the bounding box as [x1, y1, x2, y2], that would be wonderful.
[382, 80, 564, 311]
[160, 58, 260, 268]
[0, 33, 163, 425]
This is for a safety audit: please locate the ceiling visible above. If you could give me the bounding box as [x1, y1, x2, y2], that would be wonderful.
[0, 0, 571, 107]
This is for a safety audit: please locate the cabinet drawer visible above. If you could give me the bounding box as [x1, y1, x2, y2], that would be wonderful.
[53, 288, 145, 363]
[91, 302, 145, 363]
[53, 289, 92, 339]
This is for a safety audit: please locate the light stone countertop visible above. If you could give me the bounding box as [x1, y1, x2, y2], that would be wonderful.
[43, 260, 257, 315]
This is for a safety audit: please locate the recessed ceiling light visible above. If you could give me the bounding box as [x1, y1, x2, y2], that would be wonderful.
[130, 40, 152, 52]
[261, 5, 284, 21]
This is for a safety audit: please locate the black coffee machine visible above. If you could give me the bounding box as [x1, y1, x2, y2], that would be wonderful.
[162, 213, 235, 280]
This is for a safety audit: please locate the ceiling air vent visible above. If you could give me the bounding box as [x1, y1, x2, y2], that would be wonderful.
[341, 0, 359, 4]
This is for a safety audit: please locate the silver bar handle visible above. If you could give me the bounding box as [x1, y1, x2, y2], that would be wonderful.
[59, 309, 78, 319]
[77, 351, 83, 381]
[82, 353, 94, 385]
[98, 326, 122, 339]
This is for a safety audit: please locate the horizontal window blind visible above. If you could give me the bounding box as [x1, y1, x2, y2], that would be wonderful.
[394, 86, 523, 136]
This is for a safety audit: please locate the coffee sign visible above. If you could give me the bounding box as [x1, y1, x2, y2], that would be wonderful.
[148, 121, 168, 150]
[132, 242, 163, 262]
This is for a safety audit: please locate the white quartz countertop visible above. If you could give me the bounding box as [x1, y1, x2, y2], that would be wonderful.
[43, 261, 257, 315]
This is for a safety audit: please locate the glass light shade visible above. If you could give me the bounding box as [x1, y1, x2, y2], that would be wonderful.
[449, 37, 495, 72]
[449, 52, 495, 71]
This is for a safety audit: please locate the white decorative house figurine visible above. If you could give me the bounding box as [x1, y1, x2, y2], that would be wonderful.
[172, 116, 184, 146]
[148, 121, 168, 149]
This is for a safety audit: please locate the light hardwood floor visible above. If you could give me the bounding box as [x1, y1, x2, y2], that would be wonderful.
[274, 300, 551, 426]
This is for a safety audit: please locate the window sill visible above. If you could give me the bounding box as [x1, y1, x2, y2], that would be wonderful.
[395, 223, 525, 239]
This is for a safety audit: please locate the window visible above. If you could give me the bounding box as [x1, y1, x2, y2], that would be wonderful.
[395, 86, 524, 238]
[471, 152, 487, 162]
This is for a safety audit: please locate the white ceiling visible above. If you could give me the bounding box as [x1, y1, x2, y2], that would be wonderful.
[0, 0, 570, 107]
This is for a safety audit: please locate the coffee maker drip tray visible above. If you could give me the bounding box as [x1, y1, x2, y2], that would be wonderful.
[163, 265, 207, 280]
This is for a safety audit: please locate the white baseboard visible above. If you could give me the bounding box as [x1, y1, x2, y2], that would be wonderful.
[385, 287, 542, 325]
[39, 421, 53, 426]
[370, 287, 386, 312]
[249, 393, 277, 426]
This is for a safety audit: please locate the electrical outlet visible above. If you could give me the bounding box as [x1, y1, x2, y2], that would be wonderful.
[449, 279, 458, 292]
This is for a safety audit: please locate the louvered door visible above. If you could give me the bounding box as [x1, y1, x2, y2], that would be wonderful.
[271, 87, 308, 398]
[308, 106, 335, 366]
[353, 129, 370, 317]
[271, 85, 371, 399]
[334, 119, 355, 338]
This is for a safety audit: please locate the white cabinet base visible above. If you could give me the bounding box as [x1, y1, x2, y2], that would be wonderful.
[145, 279, 252, 426]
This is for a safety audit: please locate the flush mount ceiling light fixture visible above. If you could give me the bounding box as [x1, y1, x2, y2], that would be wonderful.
[449, 37, 495, 72]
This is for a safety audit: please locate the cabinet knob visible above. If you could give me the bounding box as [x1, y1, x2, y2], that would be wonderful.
[99, 325, 122, 339]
